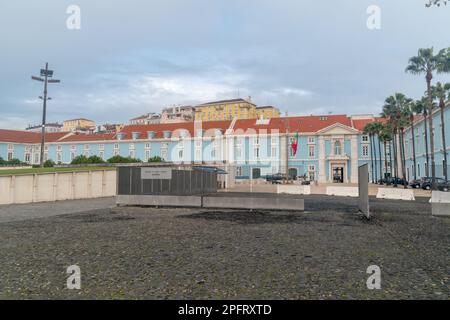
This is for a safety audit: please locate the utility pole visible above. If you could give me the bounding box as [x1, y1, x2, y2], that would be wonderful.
[31, 63, 60, 167]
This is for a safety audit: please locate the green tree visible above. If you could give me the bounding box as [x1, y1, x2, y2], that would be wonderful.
[382, 93, 412, 187]
[426, 0, 448, 7]
[107, 155, 142, 164]
[87, 155, 105, 164]
[6, 158, 25, 166]
[406, 100, 423, 181]
[431, 82, 450, 181]
[363, 122, 377, 183]
[148, 156, 164, 163]
[372, 122, 385, 183]
[414, 97, 432, 177]
[406, 47, 450, 189]
[71, 155, 90, 165]
[43, 159, 55, 168]
[379, 127, 392, 183]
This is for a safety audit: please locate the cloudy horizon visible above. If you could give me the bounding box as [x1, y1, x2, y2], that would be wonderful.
[1, 0, 449, 129]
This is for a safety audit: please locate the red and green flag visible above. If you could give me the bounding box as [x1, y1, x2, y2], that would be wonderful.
[291, 132, 299, 156]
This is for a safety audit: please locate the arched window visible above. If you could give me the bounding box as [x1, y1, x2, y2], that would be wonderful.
[334, 140, 342, 155]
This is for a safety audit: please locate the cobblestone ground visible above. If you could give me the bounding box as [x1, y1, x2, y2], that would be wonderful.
[0, 195, 448, 299]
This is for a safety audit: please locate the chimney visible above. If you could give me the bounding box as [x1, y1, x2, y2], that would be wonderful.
[247, 96, 252, 102]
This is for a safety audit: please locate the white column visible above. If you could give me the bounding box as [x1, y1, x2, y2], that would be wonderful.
[351, 135, 359, 183]
[318, 136, 326, 183]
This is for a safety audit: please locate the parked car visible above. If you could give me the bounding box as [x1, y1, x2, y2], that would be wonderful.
[409, 179, 422, 189]
[436, 180, 450, 192]
[422, 177, 448, 190]
[390, 177, 407, 186]
[265, 173, 286, 184]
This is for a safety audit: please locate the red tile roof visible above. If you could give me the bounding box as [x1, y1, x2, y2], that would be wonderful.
[352, 117, 386, 131]
[0, 129, 69, 143]
[117, 120, 232, 139]
[233, 115, 353, 134]
[0, 115, 384, 143]
[60, 133, 116, 142]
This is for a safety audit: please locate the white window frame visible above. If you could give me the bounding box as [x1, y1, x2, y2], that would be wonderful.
[161, 142, 168, 160]
[271, 146, 277, 158]
[308, 145, 315, 158]
[334, 140, 342, 155]
[362, 145, 369, 157]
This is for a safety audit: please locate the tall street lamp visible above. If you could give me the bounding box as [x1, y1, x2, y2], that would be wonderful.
[31, 63, 60, 167]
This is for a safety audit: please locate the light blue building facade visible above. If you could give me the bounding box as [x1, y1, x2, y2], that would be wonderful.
[404, 103, 450, 181]
[0, 114, 400, 183]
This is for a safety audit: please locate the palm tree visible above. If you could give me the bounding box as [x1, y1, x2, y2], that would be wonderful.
[397, 109, 411, 188]
[414, 97, 431, 177]
[363, 123, 376, 183]
[379, 128, 392, 184]
[382, 93, 412, 187]
[406, 100, 419, 180]
[431, 82, 450, 181]
[373, 122, 385, 183]
[382, 104, 398, 186]
[406, 47, 450, 189]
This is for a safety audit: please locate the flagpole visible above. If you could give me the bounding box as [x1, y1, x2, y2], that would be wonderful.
[285, 117, 290, 184]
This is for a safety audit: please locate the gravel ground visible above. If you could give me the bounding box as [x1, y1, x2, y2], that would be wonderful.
[0, 195, 448, 299]
[0, 197, 116, 223]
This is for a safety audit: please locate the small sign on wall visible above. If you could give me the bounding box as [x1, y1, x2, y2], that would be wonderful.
[141, 167, 172, 180]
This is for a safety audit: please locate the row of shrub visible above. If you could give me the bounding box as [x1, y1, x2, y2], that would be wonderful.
[69, 155, 164, 165]
[0, 155, 164, 168]
[0, 157, 28, 166]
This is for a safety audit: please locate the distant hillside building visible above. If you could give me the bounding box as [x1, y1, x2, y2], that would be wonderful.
[194, 97, 279, 121]
[63, 118, 96, 132]
[129, 113, 161, 125]
[161, 106, 195, 123]
[256, 106, 281, 119]
[95, 123, 124, 134]
[26, 123, 63, 133]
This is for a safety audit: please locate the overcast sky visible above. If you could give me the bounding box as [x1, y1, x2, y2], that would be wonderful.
[0, 0, 449, 129]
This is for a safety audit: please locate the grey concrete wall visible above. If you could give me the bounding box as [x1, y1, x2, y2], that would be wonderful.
[117, 195, 202, 207]
[358, 164, 370, 218]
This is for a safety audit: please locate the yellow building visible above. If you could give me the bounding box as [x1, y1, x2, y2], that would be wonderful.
[195, 97, 279, 121]
[256, 106, 281, 119]
[63, 118, 96, 132]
